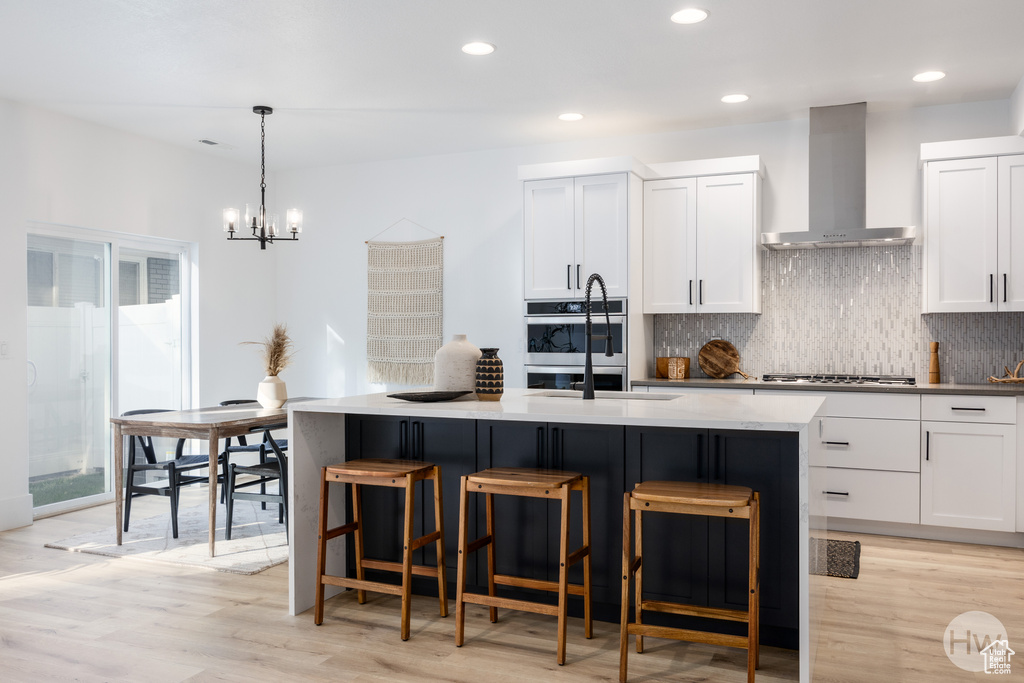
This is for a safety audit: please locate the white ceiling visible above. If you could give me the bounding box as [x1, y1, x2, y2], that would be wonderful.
[1, 0, 1022, 169]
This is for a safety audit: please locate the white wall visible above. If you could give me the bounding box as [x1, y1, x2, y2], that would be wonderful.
[0, 98, 280, 530]
[275, 99, 1013, 401]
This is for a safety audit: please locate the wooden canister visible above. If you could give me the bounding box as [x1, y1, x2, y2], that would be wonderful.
[929, 342, 940, 384]
[668, 357, 691, 380]
[656, 357, 669, 379]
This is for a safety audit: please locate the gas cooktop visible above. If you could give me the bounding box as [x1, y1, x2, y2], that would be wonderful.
[760, 373, 916, 386]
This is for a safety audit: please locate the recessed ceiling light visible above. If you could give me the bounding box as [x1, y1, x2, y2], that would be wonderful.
[559, 113, 584, 122]
[671, 8, 709, 24]
[462, 42, 495, 56]
[721, 94, 749, 104]
[913, 70, 945, 82]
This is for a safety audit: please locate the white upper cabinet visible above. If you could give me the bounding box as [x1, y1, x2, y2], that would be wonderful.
[998, 154, 1024, 311]
[643, 172, 761, 313]
[923, 154, 1024, 312]
[524, 173, 628, 300]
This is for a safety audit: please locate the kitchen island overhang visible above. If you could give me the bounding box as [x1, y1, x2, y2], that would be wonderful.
[286, 389, 827, 682]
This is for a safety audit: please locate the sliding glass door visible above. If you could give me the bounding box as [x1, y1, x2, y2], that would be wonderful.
[27, 227, 193, 513]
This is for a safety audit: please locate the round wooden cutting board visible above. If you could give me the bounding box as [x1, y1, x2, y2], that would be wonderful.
[697, 339, 750, 379]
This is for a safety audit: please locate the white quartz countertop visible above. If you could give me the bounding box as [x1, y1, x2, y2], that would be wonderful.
[289, 388, 824, 432]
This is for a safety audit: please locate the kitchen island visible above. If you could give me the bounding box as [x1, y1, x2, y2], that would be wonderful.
[287, 388, 827, 682]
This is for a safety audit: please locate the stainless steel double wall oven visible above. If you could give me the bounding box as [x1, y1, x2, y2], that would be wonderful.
[524, 299, 627, 391]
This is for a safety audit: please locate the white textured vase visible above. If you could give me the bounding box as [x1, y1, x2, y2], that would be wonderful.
[257, 375, 288, 409]
[434, 334, 481, 392]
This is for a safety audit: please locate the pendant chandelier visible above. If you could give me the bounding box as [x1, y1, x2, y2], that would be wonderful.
[223, 105, 302, 250]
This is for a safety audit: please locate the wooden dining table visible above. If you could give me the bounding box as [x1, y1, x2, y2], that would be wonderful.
[110, 399, 308, 557]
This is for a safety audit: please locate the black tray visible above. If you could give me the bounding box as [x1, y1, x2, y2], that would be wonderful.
[387, 391, 472, 403]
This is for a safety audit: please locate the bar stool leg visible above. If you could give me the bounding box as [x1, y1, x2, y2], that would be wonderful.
[400, 473, 416, 641]
[485, 492, 497, 623]
[634, 504, 644, 654]
[750, 492, 761, 678]
[314, 467, 329, 626]
[582, 476, 593, 639]
[432, 466, 449, 618]
[619, 491, 633, 683]
[455, 475, 469, 647]
[556, 482, 571, 666]
[352, 482, 366, 604]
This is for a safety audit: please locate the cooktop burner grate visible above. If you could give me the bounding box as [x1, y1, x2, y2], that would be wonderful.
[761, 373, 916, 386]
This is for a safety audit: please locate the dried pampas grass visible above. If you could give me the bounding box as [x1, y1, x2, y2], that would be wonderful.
[243, 324, 294, 377]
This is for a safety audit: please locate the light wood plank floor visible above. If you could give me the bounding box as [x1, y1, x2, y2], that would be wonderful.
[1, 491, 1021, 681]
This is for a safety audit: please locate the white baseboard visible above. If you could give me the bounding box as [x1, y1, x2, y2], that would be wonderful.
[0, 493, 34, 531]
[828, 517, 1024, 549]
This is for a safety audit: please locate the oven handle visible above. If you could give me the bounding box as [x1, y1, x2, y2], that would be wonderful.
[524, 315, 626, 325]
[524, 364, 626, 376]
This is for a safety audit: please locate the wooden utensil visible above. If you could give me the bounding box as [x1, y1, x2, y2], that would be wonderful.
[697, 339, 750, 379]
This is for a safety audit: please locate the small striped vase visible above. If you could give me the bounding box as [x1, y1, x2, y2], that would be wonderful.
[474, 348, 504, 401]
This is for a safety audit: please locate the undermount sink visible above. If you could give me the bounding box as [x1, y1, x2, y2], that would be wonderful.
[529, 390, 677, 401]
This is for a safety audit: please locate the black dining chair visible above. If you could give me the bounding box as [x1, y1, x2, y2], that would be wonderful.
[224, 425, 289, 541]
[122, 408, 227, 539]
[218, 399, 289, 508]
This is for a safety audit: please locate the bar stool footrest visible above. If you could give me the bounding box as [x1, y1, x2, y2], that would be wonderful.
[627, 622, 750, 650]
[493, 573, 586, 596]
[461, 592, 559, 617]
[360, 558, 442, 578]
[641, 599, 751, 623]
[319, 574, 404, 597]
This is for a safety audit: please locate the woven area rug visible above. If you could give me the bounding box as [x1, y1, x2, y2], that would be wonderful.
[809, 537, 861, 579]
[45, 501, 288, 575]
[366, 237, 443, 385]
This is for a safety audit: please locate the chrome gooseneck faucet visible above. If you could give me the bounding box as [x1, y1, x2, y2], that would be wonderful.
[582, 273, 614, 400]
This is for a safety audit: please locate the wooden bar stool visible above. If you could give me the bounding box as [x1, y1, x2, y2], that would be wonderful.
[619, 481, 760, 683]
[313, 458, 448, 641]
[455, 467, 592, 665]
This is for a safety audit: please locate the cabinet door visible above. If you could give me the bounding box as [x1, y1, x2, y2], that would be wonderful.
[576, 174, 629, 299]
[415, 418, 478, 586]
[924, 157, 999, 312]
[477, 420, 549, 581]
[549, 423, 624, 604]
[624, 426, 709, 607]
[711, 430, 799, 634]
[696, 173, 760, 313]
[643, 177, 697, 313]
[998, 154, 1024, 311]
[921, 421, 1016, 532]
[524, 178, 575, 299]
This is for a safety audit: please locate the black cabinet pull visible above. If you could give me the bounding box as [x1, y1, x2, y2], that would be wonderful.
[713, 433, 720, 480]
[537, 426, 545, 466]
[951, 406, 986, 412]
[577, 264, 581, 290]
[824, 441, 850, 446]
[925, 430, 929, 461]
[699, 280, 704, 306]
[1004, 273, 1008, 303]
[689, 279, 694, 306]
[990, 273, 994, 303]
[823, 491, 850, 496]
[567, 264, 571, 290]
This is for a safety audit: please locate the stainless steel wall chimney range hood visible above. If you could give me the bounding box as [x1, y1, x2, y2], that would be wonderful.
[761, 102, 916, 250]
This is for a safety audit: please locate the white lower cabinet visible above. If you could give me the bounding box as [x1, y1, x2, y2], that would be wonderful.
[823, 468, 920, 524]
[646, 385, 755, 395]
[921, 419, 1016, 532]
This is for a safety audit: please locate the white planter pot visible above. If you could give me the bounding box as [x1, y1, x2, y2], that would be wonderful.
[257, 375, 287, 409]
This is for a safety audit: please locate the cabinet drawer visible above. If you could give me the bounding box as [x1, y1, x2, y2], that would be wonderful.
[821, 417, 919, 472]
[822, 467, 920, 524]
[921, 394, 1016, 424]
[648, 386, 754, 395]
[755, 390, 919, 419]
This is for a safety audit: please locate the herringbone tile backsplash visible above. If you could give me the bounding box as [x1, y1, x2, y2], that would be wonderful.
[654, 246, 1024, 383]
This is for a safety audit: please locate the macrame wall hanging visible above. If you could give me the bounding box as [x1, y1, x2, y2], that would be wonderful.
[365, 220, 443, 385]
